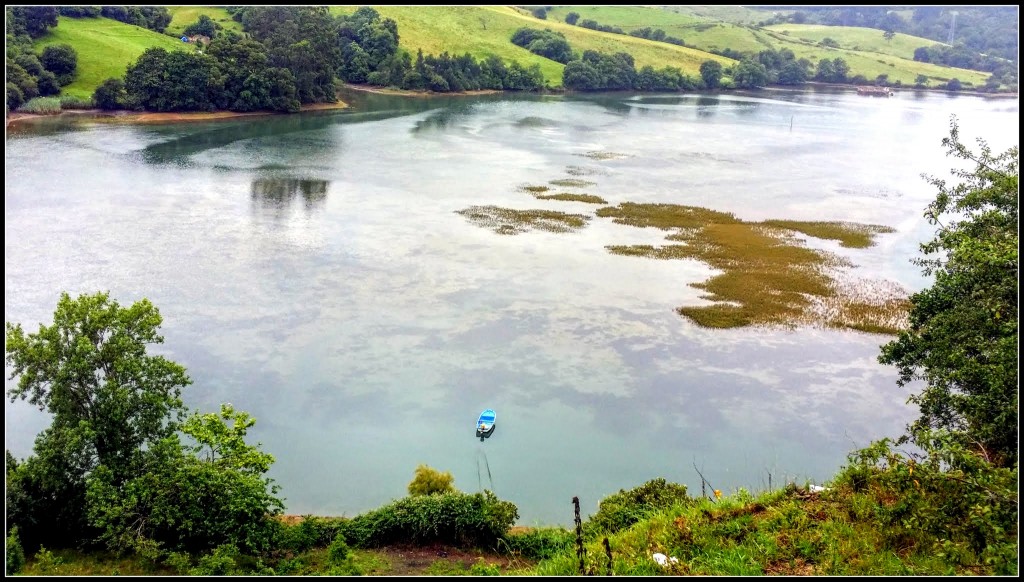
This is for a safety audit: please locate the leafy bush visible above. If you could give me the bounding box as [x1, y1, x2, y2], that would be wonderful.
[16, 96, 61, 114]
[408, 464, 456, 496]
[585, 478, 692, 535]
[92, 77, 126, 110]
[499, 527, 574, 560]
[339, 490, 519, 549]
[6, 527, 25, 575]
[189, 544, 238, 576]
[276, 516, 345, 553]
[835, 434, 1018, 574]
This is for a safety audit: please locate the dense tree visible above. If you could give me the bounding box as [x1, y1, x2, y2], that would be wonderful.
[183, 14, 218, 39]
[6, 7, 58, 38]
[40, 43, 77, 85]
[879, 118, 1018, 467]
[531, 7, 547, 20]
[511, 27, 573, 64]
[6, 293, 285, 555]
[562, 59, 601, 90]
[58, 6, 101, 18]
[92, 77, 126, 110]
[700, 60, 723, 89]
[124, 48, 226, 111]
[5, 59, 39, 103]
[731, 59, 769, 89]
[86, 404, 284, 554]
[564, 11, 579, 25]
[5, 292, 191, 549]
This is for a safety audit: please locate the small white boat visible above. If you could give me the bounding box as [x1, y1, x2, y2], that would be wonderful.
[476, 409, 495, 435]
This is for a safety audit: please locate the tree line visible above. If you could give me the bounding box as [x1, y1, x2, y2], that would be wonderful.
[91, 6, 545, 113]
[5, 7, 79, 111]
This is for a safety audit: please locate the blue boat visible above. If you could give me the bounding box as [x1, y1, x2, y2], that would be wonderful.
[476, 409, 495, 435]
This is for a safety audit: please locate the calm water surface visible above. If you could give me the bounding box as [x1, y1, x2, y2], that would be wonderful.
[5, 88, 1018, 525]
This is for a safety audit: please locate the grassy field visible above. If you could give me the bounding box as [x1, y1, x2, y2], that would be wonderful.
[543, 6, 988, 87]
[331, 6, 733, 86]
[33, 16, 194, 99]
[166, 6, 243, 37]
[765, 23, 944, 61]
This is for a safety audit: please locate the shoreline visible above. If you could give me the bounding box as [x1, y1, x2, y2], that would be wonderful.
[340, 82, 506, 98]
[5, 100, 349, 129]
[7, 82, 1013, 131]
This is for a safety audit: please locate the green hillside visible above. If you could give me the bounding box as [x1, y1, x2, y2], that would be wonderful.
[166, 6, 243, 37]
[544, 6, 988, 87]
[330, 6, 733, 86]
[33, 16, 195, 99]
[765, 23, 944, 61]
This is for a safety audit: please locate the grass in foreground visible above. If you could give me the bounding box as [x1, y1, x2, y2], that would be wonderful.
[33, 16, 194, 99]
[597, 203, 905, 332]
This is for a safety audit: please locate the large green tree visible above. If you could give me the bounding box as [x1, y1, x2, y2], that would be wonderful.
[879, 118, 1018, 467]
[5, 292, 191, 549]
[6, 293, 284, 555]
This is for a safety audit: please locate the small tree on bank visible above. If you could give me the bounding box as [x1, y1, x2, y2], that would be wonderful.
[408, 464, 455, 496]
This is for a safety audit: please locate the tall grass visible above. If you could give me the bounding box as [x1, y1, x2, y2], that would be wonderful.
[17, 97, 63, 114]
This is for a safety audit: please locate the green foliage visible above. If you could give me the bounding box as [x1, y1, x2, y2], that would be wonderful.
[40, 43, 77, 85]
[565, 11, 579, 25]
[16, 96, 61, 113]
[6, 7, 58, 38]
[92, 77, 125, 110]
[879, 118, 1018, 467]
[700, 59, 723, 88]
[5, 292, 190, 551]
[732, 58, 769, 88]
[499, 527, 574, 560]
[188, 544, 238, 576]
[585, 478, 692, 536]
[339, 490, 519, 549]
[183, 15, 219, 40]
[469, 557, 502, 575]
[836, 434, 1018, 574]
[511, 27, 573, 64]
[32, 546, 64, 574]
[408, 464, 456, 496]
[58, 93, 93, 109]
[86, 405, 285, 555]
[276, 516, 345, 553]
[6, 526, 25, 575]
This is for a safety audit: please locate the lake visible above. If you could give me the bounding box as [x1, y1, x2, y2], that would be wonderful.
[4, 87, 1018, 526]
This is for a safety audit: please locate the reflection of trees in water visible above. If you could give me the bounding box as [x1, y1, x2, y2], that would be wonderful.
[696, 95, 720, 117]
[251, 178, 329, 215]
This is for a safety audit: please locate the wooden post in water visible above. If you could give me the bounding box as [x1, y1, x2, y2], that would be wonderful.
[790, 115, 793, 133]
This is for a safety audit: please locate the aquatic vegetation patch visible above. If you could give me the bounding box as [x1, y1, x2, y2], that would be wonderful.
[519, 185, 552, 193]
[456, 205, 590, 235]
[535, 193, 608, 204]
[576, 151, 632, 160]
[565, 165, 607, 177]
[598, 203, 906, 332]
[549, 178, 597, 188]
[758, 220, 897, 249]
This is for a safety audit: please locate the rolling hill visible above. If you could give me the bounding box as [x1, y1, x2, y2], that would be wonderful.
[33, 16, 196, 99]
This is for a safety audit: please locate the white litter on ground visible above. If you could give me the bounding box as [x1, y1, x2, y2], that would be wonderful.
[652, 553, 679, 567]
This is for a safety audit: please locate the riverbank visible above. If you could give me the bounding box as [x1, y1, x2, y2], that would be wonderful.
[5, 101, 349, 129]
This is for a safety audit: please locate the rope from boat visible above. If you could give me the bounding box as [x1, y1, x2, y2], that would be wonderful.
[476, 449, 495, 493]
